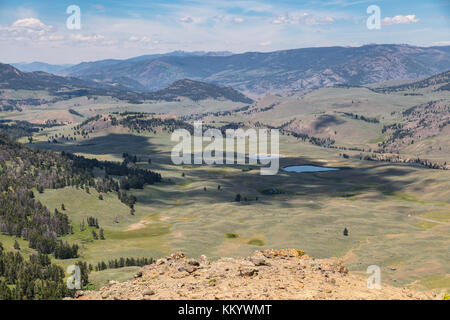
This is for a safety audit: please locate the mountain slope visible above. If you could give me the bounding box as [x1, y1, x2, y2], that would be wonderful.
[0, 63, 110, 91]
[59, 50, 233, 77]
[379, 99, 450, 160]
[12, 62, 74, 73]
[61, 44, 450, 94]
[373, 70, 450, 93]
[57, 51, 233, 91]
[148, 79, 253, 103]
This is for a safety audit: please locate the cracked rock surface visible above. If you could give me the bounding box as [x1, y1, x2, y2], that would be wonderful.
[75, 249, 438, 300]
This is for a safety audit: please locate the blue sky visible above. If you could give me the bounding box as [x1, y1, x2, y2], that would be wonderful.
[0, 0, 449, 63]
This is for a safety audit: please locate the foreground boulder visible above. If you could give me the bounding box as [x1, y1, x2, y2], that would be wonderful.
[76, 249, 438, 300]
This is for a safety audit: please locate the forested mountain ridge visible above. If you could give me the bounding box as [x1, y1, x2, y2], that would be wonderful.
[373, 70, 450, 93]
[149, 79, 253, 103]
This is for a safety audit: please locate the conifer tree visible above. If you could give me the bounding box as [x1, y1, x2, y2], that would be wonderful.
[99, 228, 105, 240]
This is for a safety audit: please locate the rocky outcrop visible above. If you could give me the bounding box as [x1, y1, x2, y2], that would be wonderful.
[75, 249, 438, 300]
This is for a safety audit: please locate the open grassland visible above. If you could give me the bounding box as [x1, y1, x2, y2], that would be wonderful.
[2, 89, 247, 124]
[12, 126, 447, 292]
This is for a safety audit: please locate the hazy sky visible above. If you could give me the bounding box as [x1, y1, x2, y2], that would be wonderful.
[0, 0, 449, 64]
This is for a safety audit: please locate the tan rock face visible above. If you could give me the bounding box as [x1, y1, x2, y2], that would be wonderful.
[76, 249, 437, 300]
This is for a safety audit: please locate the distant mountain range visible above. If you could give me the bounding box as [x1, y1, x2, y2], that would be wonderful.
[11, 62, 74, 74]
[11, 51, 233, 75]
[0, 63, 252, 104]
[0, 63, 105, 91]
[5, 45, 450, 97]
[53, 44, 450, 94]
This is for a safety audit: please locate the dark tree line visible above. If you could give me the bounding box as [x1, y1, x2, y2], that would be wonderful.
[95, 256, 155, 271]
[117, 191, 137, 208]
[0, 120, 61, 141]
[86, 216, 99, 228]
[112, 113, 194, 134]
[340, 112, 379, 123]
[0, 241, 88, 300]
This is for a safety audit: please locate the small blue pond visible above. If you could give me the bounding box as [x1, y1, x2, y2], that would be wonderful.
[283, 165, 340, 173]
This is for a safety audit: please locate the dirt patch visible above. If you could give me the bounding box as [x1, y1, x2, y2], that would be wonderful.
[125, 218, 156, 231]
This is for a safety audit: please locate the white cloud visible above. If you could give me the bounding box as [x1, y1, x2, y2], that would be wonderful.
[127, 35, 153, 45]
[0, 17, 60, 42]
[259, 41, 272, 46]
[39, 34, 65, 41]
[0, 17, 114, 48]
[272, 16, 289, 25]
[70, 34, 105, 42]
[233, 17, 245, 23]
[179, 16, 194, 24]
[12, 17, 52, 31]
[271, 13, 334, 25]
[433, 41, 450, 46]
[382, 15, 419, 26]
[128, 36, 150, 42]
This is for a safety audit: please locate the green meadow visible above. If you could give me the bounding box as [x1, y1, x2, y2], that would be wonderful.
[1, 86, 448, 292]
[17, 129, 446, 291]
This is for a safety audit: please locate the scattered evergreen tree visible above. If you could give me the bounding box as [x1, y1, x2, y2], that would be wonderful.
[87, 216, 99, 228]
[99, 228, 105, 240]
[53, 241, 79, 259]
